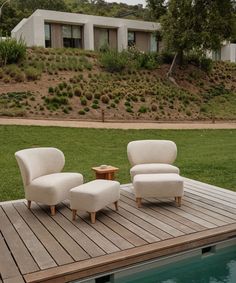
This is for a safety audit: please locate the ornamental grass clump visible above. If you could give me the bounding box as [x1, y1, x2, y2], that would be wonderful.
[0, 38, 26, 66]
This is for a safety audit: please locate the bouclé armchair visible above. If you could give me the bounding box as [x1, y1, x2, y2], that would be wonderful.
[127, 140, 180, 180]
[15, 147, 83, 215]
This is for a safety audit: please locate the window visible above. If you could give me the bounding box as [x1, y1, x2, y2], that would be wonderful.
[44, 23, 51, 48]
[128, 31, 135, 47]
[62, 25, 82, 48]
[150, 33, 158, 52]
[99, 29, 109, 48]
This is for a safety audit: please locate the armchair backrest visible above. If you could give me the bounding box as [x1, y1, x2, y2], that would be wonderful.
[127, 140, 177, 166]
[15, 147, 65, 187]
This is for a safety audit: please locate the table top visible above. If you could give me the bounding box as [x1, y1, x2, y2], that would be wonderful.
[92, 165, 119, 173]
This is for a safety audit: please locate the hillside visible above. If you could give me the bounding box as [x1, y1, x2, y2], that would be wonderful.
[0, 48, 235, 121]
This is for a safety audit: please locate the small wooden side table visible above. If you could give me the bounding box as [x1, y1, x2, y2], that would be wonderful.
[92, 166, 119, 180]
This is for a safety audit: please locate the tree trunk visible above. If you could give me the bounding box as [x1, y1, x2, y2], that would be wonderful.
[167, 52, 178, 78]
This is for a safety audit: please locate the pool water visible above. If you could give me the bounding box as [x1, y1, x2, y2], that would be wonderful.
[115, 244, 236, 283]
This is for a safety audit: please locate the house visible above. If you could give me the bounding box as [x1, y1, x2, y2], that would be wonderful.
[11, 9, 160, 52]
[210, 42, 236, 63]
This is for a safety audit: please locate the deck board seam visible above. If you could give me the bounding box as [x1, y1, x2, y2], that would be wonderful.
[61, 202, 133, 252]
[120, 193, 196, 234]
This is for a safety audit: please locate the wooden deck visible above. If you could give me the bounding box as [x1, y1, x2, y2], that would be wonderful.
[1, 178, 236, 283]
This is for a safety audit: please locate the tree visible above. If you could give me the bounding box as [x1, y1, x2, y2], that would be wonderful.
[146, 0, 167, 20]
[148, 0, 235, 76]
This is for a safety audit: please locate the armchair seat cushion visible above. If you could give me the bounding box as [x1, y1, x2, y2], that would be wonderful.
[130, 163, 179, 179]
[26, 172, 83, 206]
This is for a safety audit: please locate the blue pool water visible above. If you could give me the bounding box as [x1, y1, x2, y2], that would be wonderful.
[116, 245, 236, 283]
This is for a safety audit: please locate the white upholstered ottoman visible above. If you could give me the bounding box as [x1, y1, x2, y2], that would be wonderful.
[133, 173, 184, 208]
[70, 179, 120, 224]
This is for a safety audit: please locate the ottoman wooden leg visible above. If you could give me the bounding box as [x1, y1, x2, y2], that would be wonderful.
[72, 209, 77, 220]
[27, 200, 31, 209]
[176, 197, 182, 207]
[91, 212, 96, 224]
[114, 201, 118, 211]
[50, 205, 56, 216]
[136, 198, 142, 208]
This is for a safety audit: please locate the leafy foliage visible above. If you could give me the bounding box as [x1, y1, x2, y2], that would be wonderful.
[0, 38, 26, 66]
[160, 0, 235, 55]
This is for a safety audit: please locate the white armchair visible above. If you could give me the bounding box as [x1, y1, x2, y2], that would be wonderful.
[127, 140, 180, 180]
[15, 147, 83, 215]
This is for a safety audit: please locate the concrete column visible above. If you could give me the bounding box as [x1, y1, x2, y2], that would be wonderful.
[84, 22, 94, 50]
[117, 25, 128, 52]
[32, 16, 45, 47]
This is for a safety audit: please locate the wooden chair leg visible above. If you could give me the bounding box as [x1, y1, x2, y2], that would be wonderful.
[72, 209, 77, 220]
[91, 212, 96, 224]
[136, 198, 142, 208]
[27, 200, 31, 209]
[176, 197, 182, 207]
[114, 201, 118, 211]
[50, 205, 56, 216]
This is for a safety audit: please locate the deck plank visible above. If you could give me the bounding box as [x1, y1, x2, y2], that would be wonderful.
[183, 194, 236, 220]
[86, 211, 147, 247]
[30, 202, 89, 261]
[14, 202, 74, 266]
[3, 276, 25, 283]
[185, 187, 236, 209]
[2, 204, 57, 270]
[184, 191, 236, 215]
[1, 178, 236, 283]
[181, 197, 235, 224]
[101, 207, 160, 243]
[0, 233, 22, 282]
[185, 183, 236, 204]
[120, 193, 194, 234]
[38, 204, 106, 258]
[60, 203, 132, 251]
[184, 178, 236, 197]
[0, 206, 39, 275]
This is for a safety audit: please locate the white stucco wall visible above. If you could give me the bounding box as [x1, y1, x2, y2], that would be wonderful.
[12, 9, 160, 50]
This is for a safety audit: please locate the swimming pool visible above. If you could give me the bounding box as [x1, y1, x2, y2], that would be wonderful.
[75, 239, 236, 283]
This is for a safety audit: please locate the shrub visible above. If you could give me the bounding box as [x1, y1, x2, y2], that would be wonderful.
[74, 87, 82, 97]
[92, 104, 99, 109]
[0, 38, 26, 66]
[80, 97, 87, 106]
[78, 110, 85, 115]
[94, 92, 101, 99]
[84, 107, 90, 112]
[139, 106, 148, 113]
[151, 104, 158, 111]
[93, 99, 99, 104]
[48, 87, 54, 94]
[99, 50, 128, 72]
[25, 67, 42, 80]
[85, 92, 93, 100]
[200, 58, 213, 73]
[126, 107, 133, 113]
[101, 95, 109, 104]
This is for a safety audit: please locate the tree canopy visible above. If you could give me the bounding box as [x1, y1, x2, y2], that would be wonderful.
[0, 0, 148, 36]
[150, 0, 235, 56]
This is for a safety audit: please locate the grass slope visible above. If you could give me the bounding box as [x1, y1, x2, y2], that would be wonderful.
[0, 125, 235, 201]
[0, 48, 235, 121]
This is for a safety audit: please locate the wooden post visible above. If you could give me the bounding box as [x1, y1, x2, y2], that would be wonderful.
[91, 212, 96, 224]
[101, 109, 105, 122]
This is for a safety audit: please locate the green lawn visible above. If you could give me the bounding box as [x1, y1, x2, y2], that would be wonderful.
[0, 125, 235, 201]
